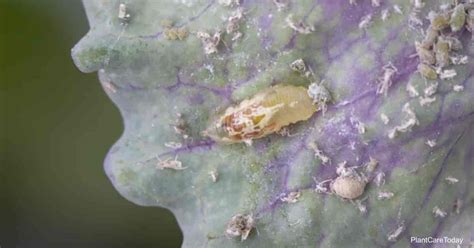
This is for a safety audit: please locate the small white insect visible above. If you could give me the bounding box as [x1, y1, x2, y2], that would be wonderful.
[286, 14, 315, 34]
[371, 0, 381, 7]
[209, 170, 219, 182]
[196, 31, 222, 54]
[432, 206, 447, 218]
[378, 191, 395, 200]
[412, 0, 424, 9]
[406, 82, 420, 98]
[290, 59, 307, 73]
[387, 224, 405, 241]
[280, 191, 301, 203]
[453, 85, 464, 92]
[439, 69, 457, 80]
[380, 113, 390, 124]
[377, 62, 398, 96]
[374, 172, 386, 187]
[424, 82, 438, 97]
[118, 3, 131, 24]
[381, 9, 391, 21]
[359, 14, 373, 30]
[157, 156, 187, 170]
[445, 176, 459, 184]
[393, 5, 403, 15]
[164, 141, 183, 149]
[425, 139, 437, 147]
[225, 214, 254, 241]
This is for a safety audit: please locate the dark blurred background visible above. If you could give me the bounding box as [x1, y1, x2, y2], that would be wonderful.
[1, 0, 182, 247]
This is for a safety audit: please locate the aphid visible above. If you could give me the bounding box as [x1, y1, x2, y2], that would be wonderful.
[307, 81, 332, 113]
[415, 42, 436, 65]
[429, 11, 451, 30]
[331, 175, 367, 200]
[453, 85, 464, 92]
[393, 5, 403, 15]
[450, 4, 466, 32]
[445, 176, 459, 184]
[377, 191, 394, 200]
[286, 14, 315, 34]
[365, 157, 379, 172]
[440, 69, 457, 80]
[226, 8, 244, 34]
[380, 113, 390, 124]
[421, 27, 439, 49]
[419, 96, 436, 106]
[280, 191, 301, 203]
[371, 0, 381, 7]
[444, 36, 463, 51]
[424, 82, 438, 97]
[376, 62, 398, 96]
[157, 156, 186, 170]
[359, 14, 373, 30]
[425, 139, 437, 147]
[225, 214, 254, 241]
[209, 170, 219, 182]
[197, 31, 222, 54]
[432, 206, 447, 218]
[387, 224, 405, 241]
[118, 3, 131, 24]
[434, 37, 450, 67]
[417, 63, 438, 80]
[308, 142, 331, 164]
[204, 85, 318, 143]
[290, 59, 307, 73]
[381, 9, 391, 21]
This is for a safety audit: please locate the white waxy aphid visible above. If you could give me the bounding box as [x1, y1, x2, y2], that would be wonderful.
[393, 5, 403, 15]
[374, 172, 385, 187]
[209, 170, 219, 182]
[307, 81, 332, 113]
[331, 175, 367, 199]
[225, 214, 254, 241]
[286, 14, 314, 34]
[197, 31, 222, 54]
[359, 14, 373, 29]
[355, 199, 367, 213]
[419, 96, 436, 106]
[380, 113, 390, 124]
[424, 82, 438, 97]
[218, 0, 240, 7]
[432, 206, 447, 218]
[365, 157, 379, 173]
[118, 3, 131, 24]
[164, 141, 183, 149]
[371, 0, 381, 7]
[388, 103, 419, 139]
[445, 176, 459, 184]
[439, 69, 457, 80]
[280, 191, 301, 203]
[381, 9, 391, 21]
[226, 8, 244, 34]
[205, 85, 318, 143]
[387, 224, 405, 241]
[378, 191, 395, 200]
[453, 85, 464, 92]
[450, 55, 468, 65]
[377, 63, 398, 96]
[290, 59, 307, 73]
[406, 82, 420, 97]
[425, 139, 437, 147]
[412, 0, 424, 9]
[157, 156, 187, 170]
[308, 142, 331, 164]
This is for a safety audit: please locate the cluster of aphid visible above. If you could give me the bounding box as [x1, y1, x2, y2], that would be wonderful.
[416, 2, 473, 80]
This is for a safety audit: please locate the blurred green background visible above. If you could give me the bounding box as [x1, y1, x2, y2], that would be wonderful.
[1, 0, 182, 247]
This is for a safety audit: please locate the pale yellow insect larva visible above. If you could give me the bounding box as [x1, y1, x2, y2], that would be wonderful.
[204, 85, 318, 143]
